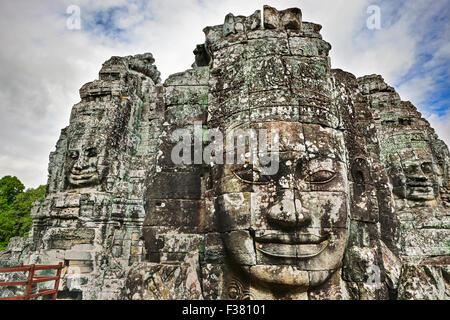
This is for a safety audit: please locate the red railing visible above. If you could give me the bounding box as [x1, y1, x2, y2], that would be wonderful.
[0, 262, 63, 300]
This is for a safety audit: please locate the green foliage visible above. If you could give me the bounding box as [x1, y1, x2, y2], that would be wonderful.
[0, 176, 25, 211]
[0, 176, 45, 250]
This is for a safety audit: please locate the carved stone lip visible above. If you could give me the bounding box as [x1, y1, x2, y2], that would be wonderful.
[407, 185, 434, 195]
[70, 168, 98, 179]
[254, 232, 328, 244]
[254, 233, 330, 259]
[71, 168, 97, 175]
[255, 241, 329, 259]
[69, 173, 96, 181]
[406, 183, 433, 188]
[69, 171, 99, 185]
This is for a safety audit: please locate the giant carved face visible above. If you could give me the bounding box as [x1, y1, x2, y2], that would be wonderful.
[389, 150, 439, 201]
[215, 121, 349, 288]
[65, 137, 108, 189]
[67, 146, 100, 187]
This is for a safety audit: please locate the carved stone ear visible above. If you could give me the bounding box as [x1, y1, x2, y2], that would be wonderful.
[280, 8, 302, 30]
[386, 157, 407, 199]
[263, 5, 280, 29]
[351, 157, 370, 185]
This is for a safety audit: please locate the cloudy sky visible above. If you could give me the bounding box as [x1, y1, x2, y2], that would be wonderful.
[0, 0, 448, 188]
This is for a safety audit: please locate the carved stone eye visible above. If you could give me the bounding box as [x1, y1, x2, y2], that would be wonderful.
[233, 168, 270, 185]
[310, 170, 336, 184]
[421, 162, 433, 174]
[86, 148, 98, 157]
[403, 164, 417, 175]
[69, 150, 79, 159]
[233, 167, 253, 182]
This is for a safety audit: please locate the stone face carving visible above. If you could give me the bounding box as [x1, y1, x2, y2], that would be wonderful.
[388, 149, 439, 202]
[64, 125, 110, 190]
[67, 144, 102, 188]
[204, 6, 350, 297]
[1, 52, 163, 300]
[357, 74, 449, 299]
[3, 6, 449, 300]
[216, 123, 350, 291]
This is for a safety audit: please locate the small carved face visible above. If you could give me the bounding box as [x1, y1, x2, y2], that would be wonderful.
[390, 153, 438, 201]
[215, 122, 349, 288]
[67, 146, 100, 188]
[403, 160, 437, 201]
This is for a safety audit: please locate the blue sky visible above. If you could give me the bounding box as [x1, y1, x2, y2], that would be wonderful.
[0, 0, 448, 187]
[378, 0, 450, 117]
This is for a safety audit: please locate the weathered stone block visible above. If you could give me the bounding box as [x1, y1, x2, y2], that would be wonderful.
[222, 230, 256, 265]
[123, 260, 203, 300]
[65, 251, 92, 261]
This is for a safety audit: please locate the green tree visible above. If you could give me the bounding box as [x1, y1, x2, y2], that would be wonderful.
[8, 185, 46, 237]
[0, 176, 45, 249]
[0, 212, 15, 249]
[0, 176, 25, 208]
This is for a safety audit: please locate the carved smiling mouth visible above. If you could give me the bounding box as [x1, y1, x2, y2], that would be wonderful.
[70, 172, 96, 180]
[69, 170, 99, 184]
[406, 183, 435, 199]
[254, 233, 329, 259]
[407, 182, 432, 188]
[408, 186, 433, 193]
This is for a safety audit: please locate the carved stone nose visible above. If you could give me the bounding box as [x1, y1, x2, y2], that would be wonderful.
[409, 174, 428, 182]
[267, 190, 310, 228]
[74, 156, 88, 170]
[406, 169, 429, 183]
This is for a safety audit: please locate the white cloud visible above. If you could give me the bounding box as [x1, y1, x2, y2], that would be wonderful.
[397, 75, 435, 106]
[0, 0, 448, 187]
[427, 112, 450, 146]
